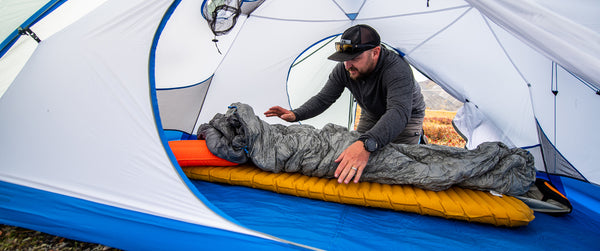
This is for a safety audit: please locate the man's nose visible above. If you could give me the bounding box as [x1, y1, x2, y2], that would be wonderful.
[344, 61, 352, 69]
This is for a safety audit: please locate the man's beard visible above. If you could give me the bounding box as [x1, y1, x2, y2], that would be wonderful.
[347, 67, 362, 80]
[347, 67, 368, 80]
[346, 57, 376, 80]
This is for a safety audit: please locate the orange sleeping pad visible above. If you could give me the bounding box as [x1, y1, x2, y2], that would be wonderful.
[168, 140, 239, 167]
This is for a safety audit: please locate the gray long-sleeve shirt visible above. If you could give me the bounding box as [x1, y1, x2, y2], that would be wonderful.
[292, 48, 426, 150]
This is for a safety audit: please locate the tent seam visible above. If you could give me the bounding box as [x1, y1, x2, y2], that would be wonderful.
[406, 6, 472, 55]
[356, 4, 470, 21]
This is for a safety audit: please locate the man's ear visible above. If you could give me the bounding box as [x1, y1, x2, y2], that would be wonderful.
[372, 46, 381, 58]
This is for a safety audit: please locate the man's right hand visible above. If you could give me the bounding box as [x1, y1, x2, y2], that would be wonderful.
[264, 106, 296, 122]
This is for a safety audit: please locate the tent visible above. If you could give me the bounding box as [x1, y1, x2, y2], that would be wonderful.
[1, 0, 599, 249]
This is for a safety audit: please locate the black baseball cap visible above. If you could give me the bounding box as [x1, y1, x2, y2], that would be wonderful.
[328, 24, 381, 62]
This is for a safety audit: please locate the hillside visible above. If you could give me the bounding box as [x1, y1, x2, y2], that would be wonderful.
[419, 80, 463, 111]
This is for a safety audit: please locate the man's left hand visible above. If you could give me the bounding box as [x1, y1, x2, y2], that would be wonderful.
[334, 141, 370, 184]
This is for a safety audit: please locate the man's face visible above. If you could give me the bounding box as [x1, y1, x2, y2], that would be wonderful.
[343, 47, 380, 80]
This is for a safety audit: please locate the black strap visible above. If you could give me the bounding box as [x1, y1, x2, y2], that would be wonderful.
[18, 27, 41, 43]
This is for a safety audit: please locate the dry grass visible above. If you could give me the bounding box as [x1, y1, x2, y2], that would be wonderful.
[423, 109, 466, 148]
[355, 107, 466, 148]
[0, 224, 117, 250]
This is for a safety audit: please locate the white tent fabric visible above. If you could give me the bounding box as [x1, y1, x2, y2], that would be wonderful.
[287, 36, 355, 129]
[0, 0, 273, 242]
[0, 0, 107, 98]
[195, 1, 352, 126]
[177, 0, 599, 182]
[1, 0, 599, 249]
[468, 0, 600, 89]
[155, 0, 245, 89]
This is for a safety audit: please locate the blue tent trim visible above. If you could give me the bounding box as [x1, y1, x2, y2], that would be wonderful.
[0, 180, 300, 250]
[148, 0, 253, 231]
[346, 13, 358, 20]
[562, 176, 600, 216]
[155, 76, 213, 91]
[164, 130, 195, 141]
[286, 33, 340, 124]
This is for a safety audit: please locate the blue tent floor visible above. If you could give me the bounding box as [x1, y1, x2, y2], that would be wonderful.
[191, 178, 600, 250]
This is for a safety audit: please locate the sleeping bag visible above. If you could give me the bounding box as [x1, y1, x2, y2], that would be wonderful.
[197, 103, 536, 196]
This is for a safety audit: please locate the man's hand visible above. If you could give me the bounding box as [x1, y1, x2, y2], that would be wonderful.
[264, 106, 296, 122]
[334, 141, 370, 184]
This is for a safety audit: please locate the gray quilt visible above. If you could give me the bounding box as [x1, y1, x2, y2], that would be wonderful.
[197, 103, 536, 196]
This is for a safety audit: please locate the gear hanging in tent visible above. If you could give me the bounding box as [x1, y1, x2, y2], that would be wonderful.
[202, 0, 242, 54]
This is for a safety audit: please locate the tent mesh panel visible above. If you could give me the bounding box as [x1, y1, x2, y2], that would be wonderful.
[157, 77, 212, 134]
[537, 121, 585, 181]
[202, 0, 242, 36]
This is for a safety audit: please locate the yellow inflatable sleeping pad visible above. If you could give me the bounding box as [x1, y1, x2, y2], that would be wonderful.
[182, 164, 534, 227]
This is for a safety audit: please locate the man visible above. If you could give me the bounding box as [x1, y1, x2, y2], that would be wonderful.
[264, 24, 426, 185]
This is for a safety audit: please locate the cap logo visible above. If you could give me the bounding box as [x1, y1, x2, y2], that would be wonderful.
[340, 39, 352, 45]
